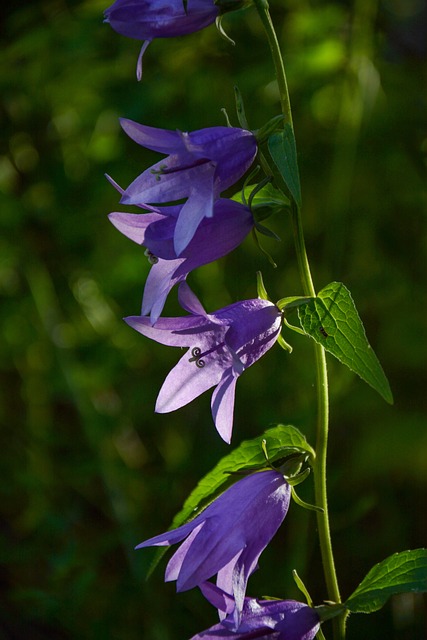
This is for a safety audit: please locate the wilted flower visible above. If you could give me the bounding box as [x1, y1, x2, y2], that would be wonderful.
[117, 118, 257, 255]
[104, 0, 219, 78]
[125, 283, 282, 442]
[193, 583, 320, 640]
[109, 198, 253, 323]
[136, 470, 291, 618]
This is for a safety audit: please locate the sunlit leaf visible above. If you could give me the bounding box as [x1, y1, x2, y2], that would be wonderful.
[298, 282, 393, 404]
[346, 549, 427, 613]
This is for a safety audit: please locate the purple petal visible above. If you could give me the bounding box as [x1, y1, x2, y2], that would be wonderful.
[124, 314, 213, 347]
[104, 0, 218, 40]
[178, 282, 207, 317]
[211, 372, 238, 444]
[173, 162, 216, 255]
[187, 126, 257, 194]
[199, 582, 235, 616]
[216, 300, 282, 368]
[178, 199, 253, 269]
[167, 523, 244, 592]
[121, 157, 210, 207]
[108, 211, 166, 245]
[155, 348, 226, 413]
[141, 259, 186, 323]
[191, 596, 320, 640]
[120, 118, 186, 154]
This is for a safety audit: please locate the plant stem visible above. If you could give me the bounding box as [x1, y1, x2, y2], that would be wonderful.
[253, 0, 293, 128]
[253, 1, 345, 637]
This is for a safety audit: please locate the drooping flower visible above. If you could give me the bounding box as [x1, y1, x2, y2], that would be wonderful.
[193, 583, 320, 640]
[117, 118, 257, 255]
[104, 1, 250, 79]
[104, 0, 219, 78]
[136, 470, 291, 619]
[104, 0, 219, 41]
[125, 283, 282, 442]
[109, 198, 254, 324]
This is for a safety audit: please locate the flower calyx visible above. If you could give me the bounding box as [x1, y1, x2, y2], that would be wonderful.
[254, 114, 286, 145]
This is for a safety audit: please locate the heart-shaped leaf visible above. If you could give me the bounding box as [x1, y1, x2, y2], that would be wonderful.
[346, 549, 427, 613]
[298, 282, 393, 404]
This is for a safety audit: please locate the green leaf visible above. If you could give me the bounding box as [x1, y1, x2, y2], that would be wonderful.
[346, 549, 427, 613]
[170, 424, 315, 530]
[267, 125, 302, 208]
[147, 425, 314, 577]
[297, 282, 393, 404]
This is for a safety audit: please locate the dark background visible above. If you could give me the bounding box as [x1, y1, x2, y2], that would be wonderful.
[0, 0, 426, 638]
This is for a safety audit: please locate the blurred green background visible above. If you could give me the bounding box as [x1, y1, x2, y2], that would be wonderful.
[0, 0, 426, 638]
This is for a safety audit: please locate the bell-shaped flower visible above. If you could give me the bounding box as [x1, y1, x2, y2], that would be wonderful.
[104, 1, 250, 79]
[192, 583, 320, 640]
[117, 118, 257, 255]
[109, 198, 254, 324]
[125, 283, 282, 442]
[104, 1, 219, 78]
[136, 470, 291, 619]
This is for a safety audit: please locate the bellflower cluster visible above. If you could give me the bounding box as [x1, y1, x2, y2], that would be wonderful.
[109, 198, 254, 323]
[103, 5, 309, 638]
[195, 583, 320, 640]
[136, 471, 291, 620]
[116, 118, 257, 255]
[125, 283, 282, 443]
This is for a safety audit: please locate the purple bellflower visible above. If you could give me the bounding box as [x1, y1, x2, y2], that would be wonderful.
[109, 197, 253, 324]
[193, 583, 320, 640]
[136, 470, 291, 620]
[104, 1, 219, 79]
[125, 283, 282, 443]
[104, 0, 218, 41]
[117, 118, 257, 255]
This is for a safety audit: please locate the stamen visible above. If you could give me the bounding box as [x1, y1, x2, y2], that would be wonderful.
[189, 347, 205, 368]
[144, 248, 159, 265]
[188, 342, 225, 369]
[188, 342, 226, 368]
[136, 40, 151, 82]
[150, 163, 168, 180]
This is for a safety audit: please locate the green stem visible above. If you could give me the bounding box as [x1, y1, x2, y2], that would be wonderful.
[253, 0, 293, 128]
[291, 203, 345, 640]
[253, 2, 345, 638]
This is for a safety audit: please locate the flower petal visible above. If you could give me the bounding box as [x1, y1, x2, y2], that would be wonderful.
[135, 517, 200, 549]
[211, 372, 238, 443]
[190, 594, 320, 640]
[169, 522, 244, 592]
[141, 259, 186, 323]
[120, 118, 185, 154]
[124, 314, 211, 347]
[155, 348, 226, 413]
[121, 157, 211, 207]
[108, 211, 165, 245]
[178, 282, 207, 317]
[105, 0, 218, 40]
[199, 582, 235, 616]
[173, 162, 215, 255]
